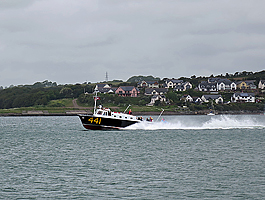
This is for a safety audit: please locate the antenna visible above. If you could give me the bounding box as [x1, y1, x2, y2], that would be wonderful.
[105, 72, 108, 82]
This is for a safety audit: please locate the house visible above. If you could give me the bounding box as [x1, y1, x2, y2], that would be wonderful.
[164, 79, 183, 88]
[231, 93, 255, 103]
[193, 97, 203, 104]
[198, 81, 218, 92]
[96, 83, 111, 89]
[208, 77, 221, 83]
[174, 82, 192, 91]
[201, 95, 223, 104]
[147, 95, 167, 106]
[258, 80, 265, 89]
[180, 95, 202, 104]
[115, 86, 140, 97]
[236, 80, 257, 90]
[199, 78, 236, 92]
[98, 87, 117, 94]
[95, 84, 116, 94]
[138, 80, 159, 88]
[145, 88, 168, 96]
[216, 79, 237, 91]
[180, 95, 193, 102]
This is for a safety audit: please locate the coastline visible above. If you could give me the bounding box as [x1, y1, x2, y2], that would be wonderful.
[0, 110, 263, 116]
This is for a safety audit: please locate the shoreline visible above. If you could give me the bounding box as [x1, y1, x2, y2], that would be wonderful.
[0, 110, 263, 117]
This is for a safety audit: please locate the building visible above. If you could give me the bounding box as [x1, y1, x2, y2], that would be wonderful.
[199, 78, 236, 92]
[164, 79, 183, 88]
[231, 93, 255, 103]
[258, 80, 265, 89]
[174, 82, 192, 91]
[236, 80, 257, 90]
[95, 84, 116, 94]
[180, 95, 193, 102]
[198, 81, 218, 92]
[137, 80, 159, 88]
[193, 97, 203, 104]
[216, 79, 237, 91]
[201, 94, 223, 104]
[115, 86, 140, 97]
[145, 88, 168, 96]
[147, 95, 167, 106]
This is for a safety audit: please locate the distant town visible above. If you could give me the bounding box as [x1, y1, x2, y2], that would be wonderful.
[0, 70, 265, 115]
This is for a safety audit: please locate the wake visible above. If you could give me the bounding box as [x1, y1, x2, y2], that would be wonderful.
[126, 115, 265, 130]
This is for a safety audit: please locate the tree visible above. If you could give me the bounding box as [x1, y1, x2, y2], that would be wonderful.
[60, 87, 73, 98]
[127, 75, 160, 83]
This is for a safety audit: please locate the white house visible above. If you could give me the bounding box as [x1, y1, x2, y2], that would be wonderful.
[138, 80, 159, 88]
[174, 82, 192, 91]
[95, 84, 116, 94]
[258, 80, 265, 89]
[231, 93, 255, 103]
[199, 79, 236, 92]
[217, 79, 237, 91]
[193, 97, 203, 104]
[147, 95, 167, 106]
[97, 87, 117, 94]
[180, 95, 193, 102]
[96, 83, 111, 88]
[145, 88, 168, 95]
[198, 82, 218, 92]
[165, 79, 183, 88]
[201, 95, 223, 104]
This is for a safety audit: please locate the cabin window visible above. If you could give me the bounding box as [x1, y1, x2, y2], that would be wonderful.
[120, 116, 122, 118]
[97, 111, 102, 115]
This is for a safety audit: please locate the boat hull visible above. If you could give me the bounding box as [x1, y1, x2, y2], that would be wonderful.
[79, 114, 139, 130]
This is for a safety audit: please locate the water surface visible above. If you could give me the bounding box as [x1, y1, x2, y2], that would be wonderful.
[1, 115, 265, 199]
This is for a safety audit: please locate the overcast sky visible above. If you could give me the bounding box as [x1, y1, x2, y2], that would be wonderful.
[0, 0, 265, 86]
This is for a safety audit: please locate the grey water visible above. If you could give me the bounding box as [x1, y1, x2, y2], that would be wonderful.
[1, 115, 265, 199]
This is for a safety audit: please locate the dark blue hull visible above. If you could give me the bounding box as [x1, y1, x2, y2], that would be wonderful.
[79, 114, 139, 130]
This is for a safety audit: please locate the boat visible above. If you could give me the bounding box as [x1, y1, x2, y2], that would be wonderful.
[207, 101, 215, 116]
[78, 88, 143, 130]
[207, 110, 215, 116]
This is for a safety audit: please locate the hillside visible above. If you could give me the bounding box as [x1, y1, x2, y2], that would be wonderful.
[0, 70, 264, 113]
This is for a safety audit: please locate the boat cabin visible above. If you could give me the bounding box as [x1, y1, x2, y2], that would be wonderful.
[96, 108, 111, 116]
[94, 106, 139, 121]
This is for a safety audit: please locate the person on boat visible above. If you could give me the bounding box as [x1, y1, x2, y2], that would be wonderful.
[128, 109, 132, 115]
[137, 116, 143, 121]
[146, 117, 153, 122]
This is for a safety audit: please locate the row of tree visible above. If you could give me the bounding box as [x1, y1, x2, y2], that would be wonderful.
[0, 84, 94, 109]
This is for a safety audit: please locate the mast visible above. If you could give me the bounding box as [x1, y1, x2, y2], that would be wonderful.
[156, 108, 164, 122]
[124, 104, 131, 113]
[105, 72, 108, 82]
[93, 87, 99, 114]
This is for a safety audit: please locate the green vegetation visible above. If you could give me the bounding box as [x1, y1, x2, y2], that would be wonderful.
[48, 99, 73, 107]
[0, 106, 82, 114]
[0, 81, 94, 109]
[78, 93, 151, 107]
[127, 75, 160, 83]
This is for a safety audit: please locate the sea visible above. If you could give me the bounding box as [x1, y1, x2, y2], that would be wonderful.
[1, 115, 265, 199]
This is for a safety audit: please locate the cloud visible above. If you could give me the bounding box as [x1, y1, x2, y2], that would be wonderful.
[0, 0, 265, 86]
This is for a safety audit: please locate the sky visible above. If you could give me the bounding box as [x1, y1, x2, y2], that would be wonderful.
[0, 0, 265, 87]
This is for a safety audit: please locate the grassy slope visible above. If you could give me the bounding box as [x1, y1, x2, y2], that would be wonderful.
[0, 98, 263, 115]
